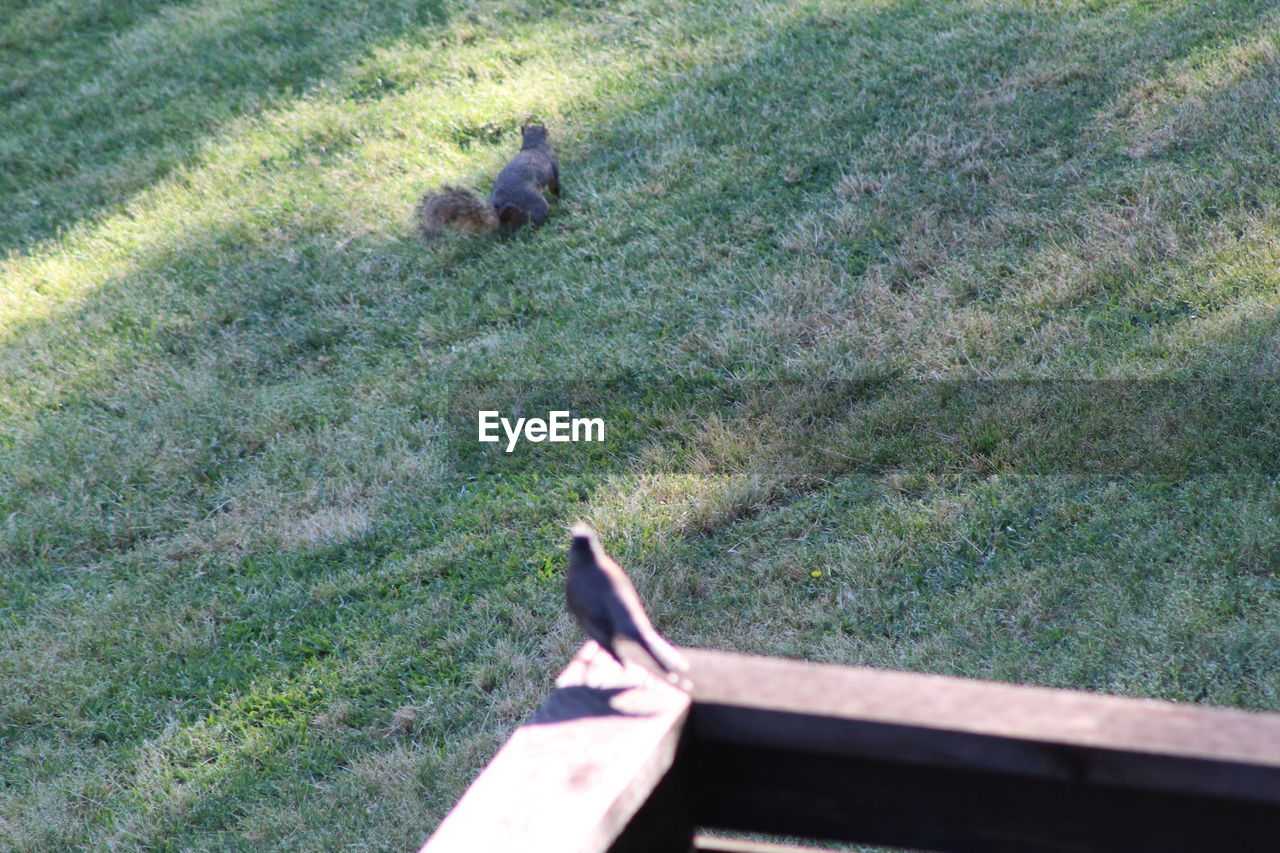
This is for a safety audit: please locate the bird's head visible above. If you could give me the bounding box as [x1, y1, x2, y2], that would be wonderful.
[567, 522, 599, 569]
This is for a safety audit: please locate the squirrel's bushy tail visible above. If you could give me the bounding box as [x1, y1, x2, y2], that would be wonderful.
[416, 186, 498, 238]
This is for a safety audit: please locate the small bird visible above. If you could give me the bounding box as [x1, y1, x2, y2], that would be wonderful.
[566, 523, 688, 679]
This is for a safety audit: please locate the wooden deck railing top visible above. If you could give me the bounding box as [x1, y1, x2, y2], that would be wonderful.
[421, 645, 1280, 853]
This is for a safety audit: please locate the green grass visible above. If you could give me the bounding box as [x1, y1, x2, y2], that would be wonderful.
[3, 0, 1280, 849]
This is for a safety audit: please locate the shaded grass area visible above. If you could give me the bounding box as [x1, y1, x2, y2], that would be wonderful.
[2, 0, 1280, 849]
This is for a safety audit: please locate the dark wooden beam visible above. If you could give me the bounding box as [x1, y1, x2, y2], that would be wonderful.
[419, 643, 692, 853]
[607, 743, 696, 853]
[682, 648, 1280, 851]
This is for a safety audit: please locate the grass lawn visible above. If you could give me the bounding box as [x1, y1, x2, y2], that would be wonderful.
[3, 0, 1280, 848]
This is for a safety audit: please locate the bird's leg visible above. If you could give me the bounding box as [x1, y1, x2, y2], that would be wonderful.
[582, 642, 601, 687]
[580, 641, 620, 689]
[579, 641, 652, 689]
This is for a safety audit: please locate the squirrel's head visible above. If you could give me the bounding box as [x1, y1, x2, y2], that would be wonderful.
[520, 124, 549, 144]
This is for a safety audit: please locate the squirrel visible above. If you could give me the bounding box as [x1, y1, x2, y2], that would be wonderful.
[417, 124, 560, 238]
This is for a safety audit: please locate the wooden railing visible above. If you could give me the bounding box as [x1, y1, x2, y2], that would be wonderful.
[420, 645, 1280, 852]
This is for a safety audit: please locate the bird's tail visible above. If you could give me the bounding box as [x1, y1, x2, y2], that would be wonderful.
[637, 628, 688, 675]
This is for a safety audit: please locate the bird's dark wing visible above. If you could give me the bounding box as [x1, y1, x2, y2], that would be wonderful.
[566, 537, 623, 663]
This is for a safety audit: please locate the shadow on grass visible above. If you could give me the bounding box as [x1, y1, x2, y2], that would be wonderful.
[3, 0, 1280, 847]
